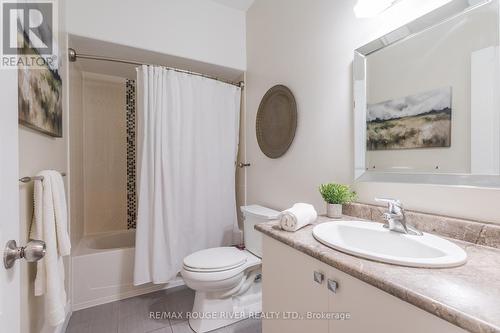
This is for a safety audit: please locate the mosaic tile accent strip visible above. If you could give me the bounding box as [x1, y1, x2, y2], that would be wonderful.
[126, 79, 137, 229]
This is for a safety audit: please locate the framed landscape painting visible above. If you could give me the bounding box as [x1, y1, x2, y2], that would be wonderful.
[18, 32, 62, 137]
[367, 87, 452, 151]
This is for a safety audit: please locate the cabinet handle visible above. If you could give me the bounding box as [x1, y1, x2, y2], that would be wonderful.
[327, 279, 338, 293]
[313, 271, 324, 284]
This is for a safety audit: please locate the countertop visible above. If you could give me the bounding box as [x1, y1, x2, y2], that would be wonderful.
[255, 215, 500, 333]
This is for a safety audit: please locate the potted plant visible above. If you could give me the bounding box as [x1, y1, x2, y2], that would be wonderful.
[319, 183, 357, 218]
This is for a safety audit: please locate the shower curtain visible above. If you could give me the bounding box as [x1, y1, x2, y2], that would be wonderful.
[134, 65, 241, 285]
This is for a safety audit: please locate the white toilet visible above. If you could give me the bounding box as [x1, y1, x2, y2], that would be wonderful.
[181, 205, 279, 333]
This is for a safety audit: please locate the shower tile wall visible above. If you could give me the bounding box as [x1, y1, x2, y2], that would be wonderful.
[83, 73, 128, 234]
[73, 74, 240, 235]
[126, 79, 137, 229]
[69, 66, 85, 246]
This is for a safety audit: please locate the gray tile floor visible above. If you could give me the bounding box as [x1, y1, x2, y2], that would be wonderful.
[66, 286, 262, 333]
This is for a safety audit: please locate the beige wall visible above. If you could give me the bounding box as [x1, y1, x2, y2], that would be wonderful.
[246, 0, 500, 224]
[82, 73, 127, 234]
[19, 110, 70, 333]
[366, 2, 498, 173]
[18, 2, 71, 331]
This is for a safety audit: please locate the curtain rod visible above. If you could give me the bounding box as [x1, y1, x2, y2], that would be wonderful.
[67, 48, 244, 88]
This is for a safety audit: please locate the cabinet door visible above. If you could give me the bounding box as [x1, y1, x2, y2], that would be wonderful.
[327, 266, 467, 333]
[262, 235, 329, 333]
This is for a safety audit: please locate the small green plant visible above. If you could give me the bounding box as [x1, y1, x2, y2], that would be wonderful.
[319, 183, 357, 205]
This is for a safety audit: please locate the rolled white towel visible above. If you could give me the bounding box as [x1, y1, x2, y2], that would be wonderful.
[279, 203, 318, 232]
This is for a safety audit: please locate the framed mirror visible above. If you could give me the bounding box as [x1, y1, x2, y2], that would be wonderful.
[354, 0, 500, 188]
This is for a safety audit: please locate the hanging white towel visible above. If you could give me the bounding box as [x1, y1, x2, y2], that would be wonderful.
[30, 170, 71, 326]
[279, 203, 318, 232]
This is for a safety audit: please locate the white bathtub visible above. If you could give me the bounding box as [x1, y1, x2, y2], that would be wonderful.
[72, 229, 184, 311]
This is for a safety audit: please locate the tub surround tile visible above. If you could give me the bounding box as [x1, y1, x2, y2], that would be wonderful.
[83, 77, 128, 234]
[126, 79, 137, 230]
[343, 202, 499, 249]
[256, 217, 500, 333]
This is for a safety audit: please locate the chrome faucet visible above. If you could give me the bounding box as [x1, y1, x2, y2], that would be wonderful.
[375, 198, 423, 236]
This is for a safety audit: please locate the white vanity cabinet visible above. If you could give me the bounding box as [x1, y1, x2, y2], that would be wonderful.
[262, 235, 467, 333]
[262, 235, 330, 332]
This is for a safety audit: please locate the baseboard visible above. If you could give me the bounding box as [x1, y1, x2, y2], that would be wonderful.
[72, 279, 185, 311]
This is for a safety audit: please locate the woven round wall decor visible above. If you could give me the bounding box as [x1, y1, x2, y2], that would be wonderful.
[256, 85, 297, 158]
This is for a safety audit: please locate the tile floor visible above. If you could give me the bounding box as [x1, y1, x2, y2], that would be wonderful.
[66, 286, 262, 333]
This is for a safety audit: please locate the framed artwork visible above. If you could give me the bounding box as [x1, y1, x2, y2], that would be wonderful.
[18, 31, 62, 137]
[367, 87, 452, 150]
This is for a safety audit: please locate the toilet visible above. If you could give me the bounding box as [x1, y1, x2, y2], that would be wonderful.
[181, 205, 279, 333]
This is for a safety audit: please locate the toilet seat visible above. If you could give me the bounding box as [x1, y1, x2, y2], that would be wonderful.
[183, 247, 247, 273]
[181, 248, 261, 285]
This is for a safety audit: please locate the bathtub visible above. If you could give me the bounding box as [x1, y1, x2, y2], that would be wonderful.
[72, 229, 184, 311]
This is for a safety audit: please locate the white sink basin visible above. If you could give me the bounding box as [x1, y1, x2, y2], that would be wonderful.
[312, 220, 467, 268]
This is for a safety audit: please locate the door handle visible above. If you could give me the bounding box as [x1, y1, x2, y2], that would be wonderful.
[3, 240, 46, 269]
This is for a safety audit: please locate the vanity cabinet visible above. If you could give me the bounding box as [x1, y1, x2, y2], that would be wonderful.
[262, 235, 466, 333]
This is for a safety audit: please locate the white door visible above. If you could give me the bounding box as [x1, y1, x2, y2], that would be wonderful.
[0, 69, 21, 332]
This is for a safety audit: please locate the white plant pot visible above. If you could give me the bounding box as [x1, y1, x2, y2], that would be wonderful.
[326, 203, 342, 219]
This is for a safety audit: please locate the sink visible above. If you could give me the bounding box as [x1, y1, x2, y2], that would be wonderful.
[312, 220, 467, 268]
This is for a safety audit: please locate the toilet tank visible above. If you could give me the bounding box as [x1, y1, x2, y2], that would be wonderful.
[240, 205, 280, 258]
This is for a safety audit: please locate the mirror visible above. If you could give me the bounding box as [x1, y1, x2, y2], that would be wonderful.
[354, 0, 500, 188]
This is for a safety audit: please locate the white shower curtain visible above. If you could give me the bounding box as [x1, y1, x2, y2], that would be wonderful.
[134, 65, 241, 285]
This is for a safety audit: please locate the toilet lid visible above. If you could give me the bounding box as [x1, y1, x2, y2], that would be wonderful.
[183, 247, 247, 272]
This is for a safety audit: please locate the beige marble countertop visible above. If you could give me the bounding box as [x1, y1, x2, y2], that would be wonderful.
[256, 216, 500, 333]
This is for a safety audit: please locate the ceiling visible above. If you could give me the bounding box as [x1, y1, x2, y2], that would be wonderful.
[209, 0, 254, 11]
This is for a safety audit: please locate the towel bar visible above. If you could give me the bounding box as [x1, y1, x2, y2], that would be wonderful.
[19, 172, 67, 183]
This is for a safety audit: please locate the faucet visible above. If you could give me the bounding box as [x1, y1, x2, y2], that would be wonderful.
[374, 198, 423, 236]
